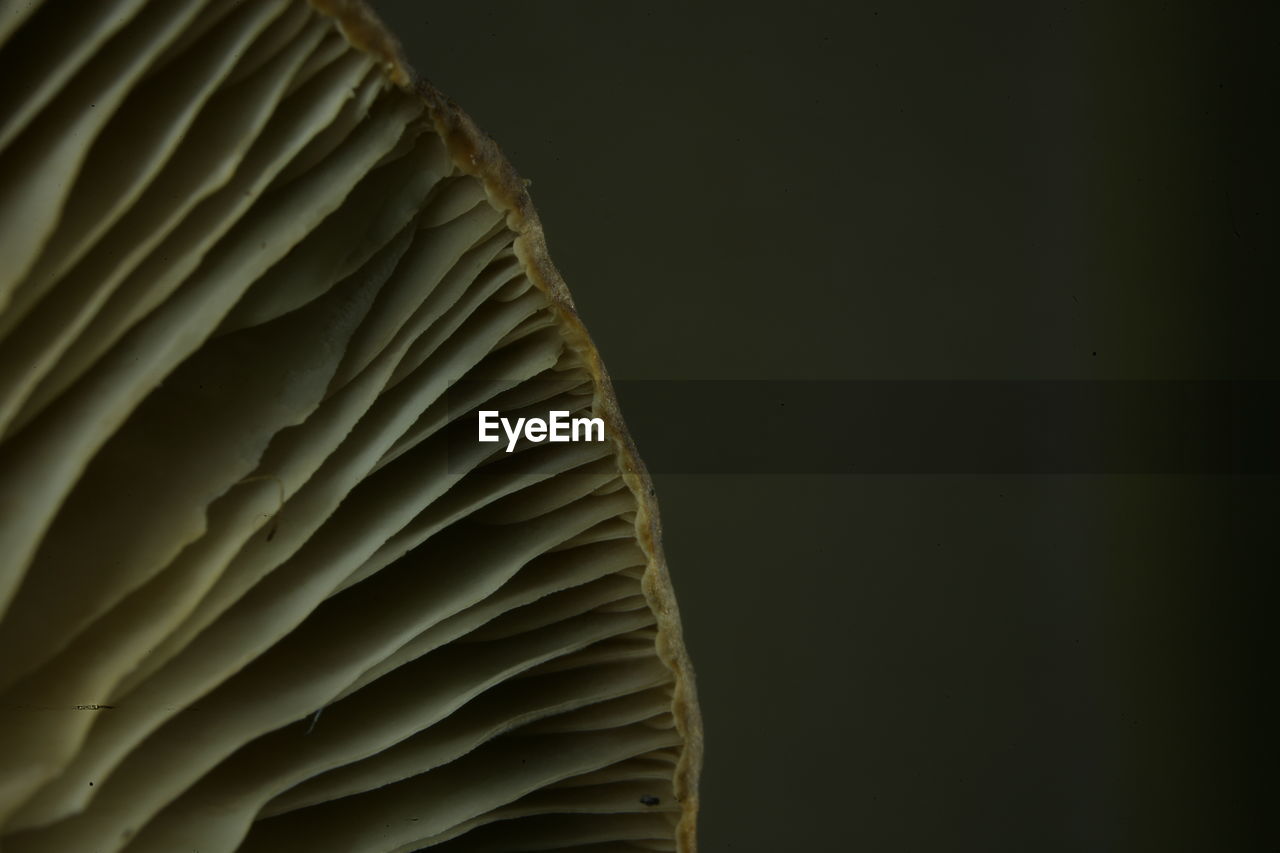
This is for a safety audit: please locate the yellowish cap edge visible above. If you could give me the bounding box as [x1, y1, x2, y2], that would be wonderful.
[307, 2, 703, 848]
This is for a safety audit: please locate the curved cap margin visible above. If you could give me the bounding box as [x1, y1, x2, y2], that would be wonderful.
[307, 2, 703, 848]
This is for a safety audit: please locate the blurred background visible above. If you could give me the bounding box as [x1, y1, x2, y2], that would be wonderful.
[373, 2, 1272, 849]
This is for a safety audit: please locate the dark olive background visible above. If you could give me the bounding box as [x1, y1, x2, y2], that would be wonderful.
[371, 2, 1272, 850]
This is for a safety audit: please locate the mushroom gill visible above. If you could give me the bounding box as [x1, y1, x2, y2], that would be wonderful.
[0, 1, 701, 851]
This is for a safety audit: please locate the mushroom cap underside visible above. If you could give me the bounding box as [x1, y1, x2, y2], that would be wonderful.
[0, 1, 700, 850]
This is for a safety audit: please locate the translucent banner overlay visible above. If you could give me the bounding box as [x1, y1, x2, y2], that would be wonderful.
[446, 380, 1279, 475]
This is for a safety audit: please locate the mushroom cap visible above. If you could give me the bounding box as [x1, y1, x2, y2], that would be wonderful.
[0, 1, 700, 850]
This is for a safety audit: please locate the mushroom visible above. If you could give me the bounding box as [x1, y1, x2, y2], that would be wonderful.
[0, 1, 701, 850]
